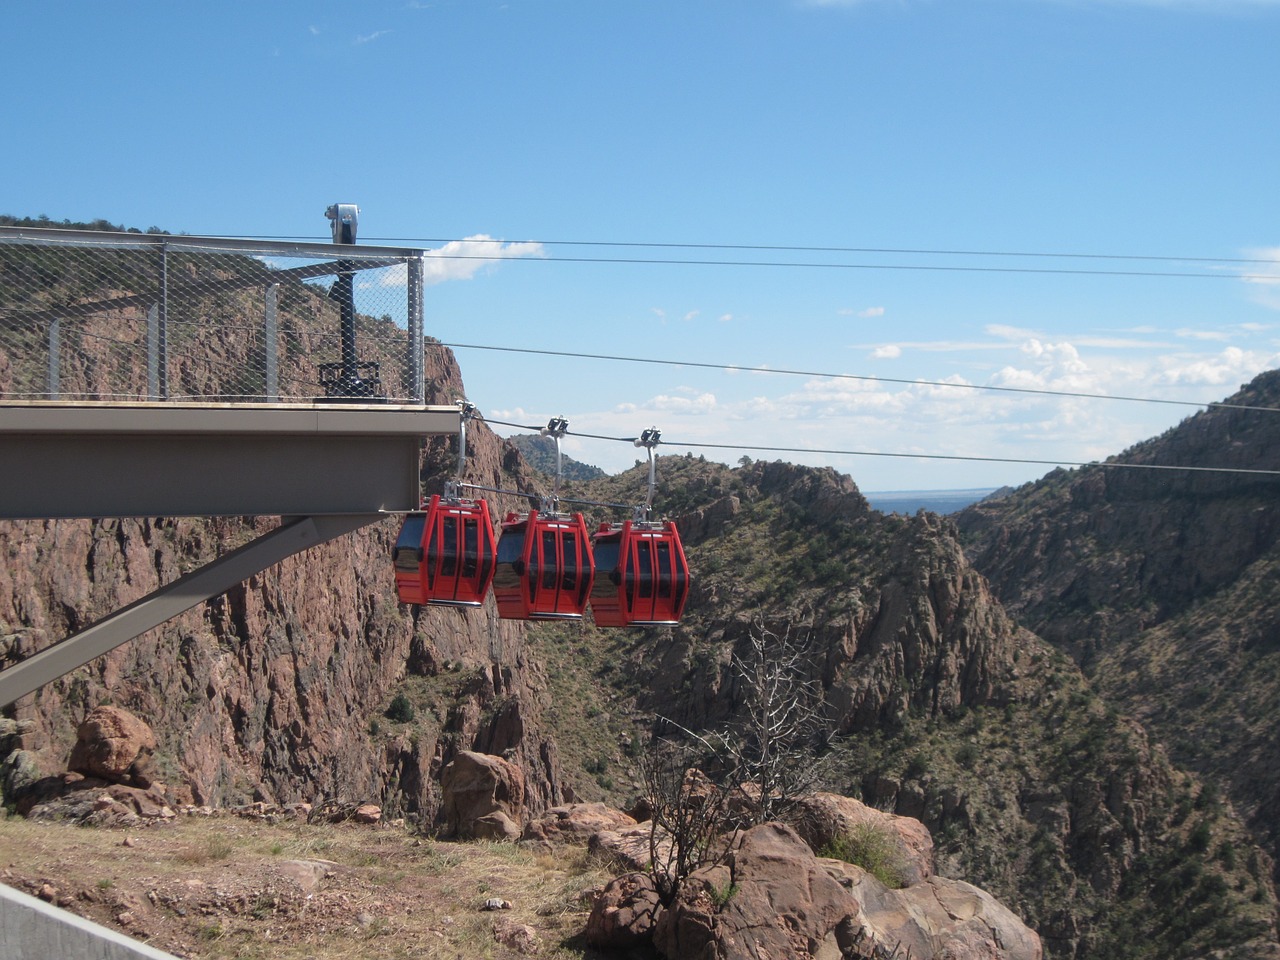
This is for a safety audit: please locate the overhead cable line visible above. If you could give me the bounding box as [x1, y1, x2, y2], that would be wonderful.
[359, 236, 1279, 268]
[421, 252, 1270, 282]
[658, 440, 1280, 478]
[441, 342, 1280, 414]
[248, 234, 1276, 280]
[474, 416, 1280, 479]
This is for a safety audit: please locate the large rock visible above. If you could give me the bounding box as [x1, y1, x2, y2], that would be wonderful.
[67, 705, 157, 787]
[790, 791, 935, 886]
[825, 859, 1043, 960]
[522, 802, 638, 848]
[585, 872, 663, 949]
[652, 822, 861, 960]
[440, 750, 526, 839]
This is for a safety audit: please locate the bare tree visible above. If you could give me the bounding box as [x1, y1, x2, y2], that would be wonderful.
[636, 729, 736, 906]
[721, 623, 832, 824]
[636, 624, 832, 903]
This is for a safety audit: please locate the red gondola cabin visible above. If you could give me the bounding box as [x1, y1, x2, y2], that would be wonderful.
[590, 520, 690, 627]
[492, 510, 594, 620]
[393, 495, 497, 607]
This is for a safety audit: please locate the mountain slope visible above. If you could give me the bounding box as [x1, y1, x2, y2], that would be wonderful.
[955, 369, 1280, 889]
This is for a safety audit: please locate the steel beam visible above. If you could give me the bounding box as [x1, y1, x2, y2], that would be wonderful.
[0, 513, 382, 708]
[0, 402, 457, 519]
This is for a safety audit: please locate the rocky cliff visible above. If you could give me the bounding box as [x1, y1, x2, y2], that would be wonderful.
[955, 369, 1280, 894]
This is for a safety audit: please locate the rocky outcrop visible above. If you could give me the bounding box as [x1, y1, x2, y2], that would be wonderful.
[652, 822, 862, 960]
[68, 705, 157, 787]
[790, 791, 935, 886]
[826, 860, 1043, 960]
[440, 750, 526, 840]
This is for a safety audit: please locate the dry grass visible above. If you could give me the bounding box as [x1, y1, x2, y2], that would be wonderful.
[0, 814, 617, 959]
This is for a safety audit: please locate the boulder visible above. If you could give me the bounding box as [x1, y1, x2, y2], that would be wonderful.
[790, 791, 935, 885]
[522, 802, 638, 847]
[585, 872, 663, 949]
[824, 860, 1043, 960]
[440, 751, 526, 839]
[67, 705, 157, 787]
[652, 822, 861, 960]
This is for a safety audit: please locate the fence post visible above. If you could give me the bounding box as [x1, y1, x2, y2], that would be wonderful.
[148, 246, 170, 400]
[147, 303, 160, 400]
[46, 319, 60, 399]
[265, 283, 279, 401]
[408, 254, 425, 403]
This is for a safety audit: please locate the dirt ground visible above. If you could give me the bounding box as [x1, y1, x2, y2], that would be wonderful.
[0, 812, 620, 959]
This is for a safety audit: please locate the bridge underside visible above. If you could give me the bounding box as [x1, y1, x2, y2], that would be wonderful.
[0, 401, 458, 707]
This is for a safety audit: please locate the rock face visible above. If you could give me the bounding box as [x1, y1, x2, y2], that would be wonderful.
[0, 339, 565, 827]
[67, 705, 157, 787]
[825, 859, 1043, 960]
[652, 822, 861, 960]
[954, 369, 1280, 883]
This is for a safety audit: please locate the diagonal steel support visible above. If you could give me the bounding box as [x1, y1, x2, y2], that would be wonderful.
[0, 514, 383, 708]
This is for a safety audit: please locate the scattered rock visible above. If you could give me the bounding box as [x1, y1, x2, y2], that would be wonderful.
[353, 803, 382, 824]
[521, 802, 637, 849]
[492, 916, 540, 954]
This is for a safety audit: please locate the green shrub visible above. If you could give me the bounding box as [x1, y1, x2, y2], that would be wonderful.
[820, 822, 907, 889]
[385, 693, 415, 723]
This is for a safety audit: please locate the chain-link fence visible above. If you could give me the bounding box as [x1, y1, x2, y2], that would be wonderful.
[0, 226, 427, 404]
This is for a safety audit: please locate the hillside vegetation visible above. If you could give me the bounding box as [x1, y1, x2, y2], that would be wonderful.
[956, 369, 1280, 900]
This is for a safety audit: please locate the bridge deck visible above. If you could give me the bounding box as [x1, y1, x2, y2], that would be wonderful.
[0, 401, 458, 519]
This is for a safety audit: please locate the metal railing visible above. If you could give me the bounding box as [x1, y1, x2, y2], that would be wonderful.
[0, 226, 427, 404]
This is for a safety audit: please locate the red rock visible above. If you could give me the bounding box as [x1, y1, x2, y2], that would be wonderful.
[652, 822, 861, 960]
[584, 872, 662, 949]
[521, 802, 637, 847]
[440, 751, 525, 839]
[68, 706, 157, 788]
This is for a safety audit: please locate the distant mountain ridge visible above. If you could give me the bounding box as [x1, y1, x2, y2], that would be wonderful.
[503, 433, 607, 482]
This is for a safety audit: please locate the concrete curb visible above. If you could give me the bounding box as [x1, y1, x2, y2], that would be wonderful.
[1, 882, 180, 960]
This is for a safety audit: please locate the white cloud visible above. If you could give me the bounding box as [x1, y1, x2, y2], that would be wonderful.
[719, 313, 734, 323]
[420, 235, 546, 286]
[871, 344, 902, 359]
[684, 310, 700, 322]
[354, 30, 391, 44]
[859, 306, 886, 318]
[1157, 346, 1280, 386]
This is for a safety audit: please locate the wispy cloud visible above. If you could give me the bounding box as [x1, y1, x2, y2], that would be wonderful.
[871, 344, 902, 359]
[1242, 246, 1280, 310]
[367, 235, 546, 288]
[355, 30, 392, 44]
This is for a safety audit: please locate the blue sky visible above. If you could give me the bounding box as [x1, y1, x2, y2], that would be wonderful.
[6, 0, 1280, 491]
